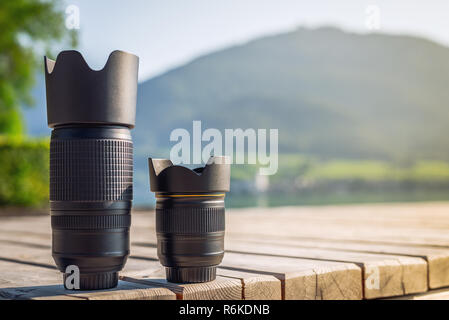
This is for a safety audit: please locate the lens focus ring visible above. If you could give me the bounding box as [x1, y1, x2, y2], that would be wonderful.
[156, 206, 225, 234]
[50, 139, 133, 201]
[51, 215, 131, 230]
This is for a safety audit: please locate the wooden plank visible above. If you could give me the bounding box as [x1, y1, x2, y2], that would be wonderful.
[1, 278, 175, 300]
[0, 219, 412, 297]
[228, 234, 449, 289]
[130, 213, 362, 299]
[227, 203, 449, 230]
[221, 252, 361, 300]
[4, 203, 449, 300]
[6, 204, 449, 245]
[0, 215, 51, 238]
[216, 268, 282, 300]
[133, 207, 449, 262]
[126, 252, 246, 301]
[225, 205, 449, 291]
[124, 258, 282, 300]
[0, 214, 362, 300]
[0, 257, 83, 300]
[0, 241, 175, 300]
[224, 240, 427, 299]
[125, 245, 243, 300]
[0, 219, 166, 281]
[3, 206, 447, 249]
[0, 237, 243, 301]
[224, 205, 449, 247]
[129, 208, 449, 255]
[122, 276, 242, 300]
[65, 281, 176, 300]
[131, 244, 362, 300]
[0, 232, 167, 281]
[128, 244, 282, 300]
[390, 288, 449, 300]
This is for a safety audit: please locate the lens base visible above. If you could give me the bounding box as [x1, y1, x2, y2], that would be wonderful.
[63, 272, 119, 290]
[166, 266, 217, 283]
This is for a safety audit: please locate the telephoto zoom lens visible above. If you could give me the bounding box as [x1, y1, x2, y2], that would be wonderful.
[148, 156, 230, 283]
[44, 50, 139, 290]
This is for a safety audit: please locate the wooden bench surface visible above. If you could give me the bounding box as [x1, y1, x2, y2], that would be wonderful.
[1, 202, 449, 300]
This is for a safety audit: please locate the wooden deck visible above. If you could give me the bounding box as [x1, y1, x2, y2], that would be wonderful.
[2, 202, 449, 300]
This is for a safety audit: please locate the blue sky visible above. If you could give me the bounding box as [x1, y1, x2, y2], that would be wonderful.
[60, 0, 449, 81]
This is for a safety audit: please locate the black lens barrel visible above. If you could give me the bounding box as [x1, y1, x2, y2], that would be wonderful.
[50, 126, 132, 289]
[148, 157, 230, 283]
[45, 50, 138, 290]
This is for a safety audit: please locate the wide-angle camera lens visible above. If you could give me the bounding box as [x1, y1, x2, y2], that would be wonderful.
[148, 156, 231, 283]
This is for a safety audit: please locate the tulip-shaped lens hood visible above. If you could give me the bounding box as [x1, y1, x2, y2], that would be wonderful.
[45, 50, 138, 290]
[45, 50, 138, 128]
[148, 156, 230, 283]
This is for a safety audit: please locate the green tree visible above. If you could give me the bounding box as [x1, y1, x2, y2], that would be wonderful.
[0, 0, 76, 136]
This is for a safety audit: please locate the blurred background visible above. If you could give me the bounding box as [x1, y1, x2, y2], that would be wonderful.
[1, 0, 449, 210]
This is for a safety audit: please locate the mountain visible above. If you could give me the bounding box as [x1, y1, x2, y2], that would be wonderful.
[134, 26, 449, 162]
[26, 26, 449, 162]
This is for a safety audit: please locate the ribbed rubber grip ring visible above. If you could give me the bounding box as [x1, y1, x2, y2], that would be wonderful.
[50, 139, 133, 201]
[156, 207, 225, 233]
[51, 215, 131, 230]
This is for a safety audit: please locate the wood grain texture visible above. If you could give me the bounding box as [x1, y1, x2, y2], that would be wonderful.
[0, 225, 239, 300]
[225, 240, 427, 299]
[122, 276, 242, 300]
[0, 241, 175, 300]
[224, 203, 449, 247]
[390, 287, 449, 300]
[221, 252, 362, 300]
[126, 245, 245, 300]
[65, 281, 176, 300]
[227, 235, 449, 289]
[1, 279, 175, 300]
[131, 242, 362, 300]
[129, 214, 362, 300]
[216, 268, 282, 300]
[4, 203, 449, 300]
[130, 244, 283, 300]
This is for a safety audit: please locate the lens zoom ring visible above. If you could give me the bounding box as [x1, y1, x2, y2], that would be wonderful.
[52, 215, 131, 230]
[156, 207, 225, 233]
[50, 139, 133, 201]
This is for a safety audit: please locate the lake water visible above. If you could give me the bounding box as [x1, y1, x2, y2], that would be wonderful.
[134, 189, 449, 209]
